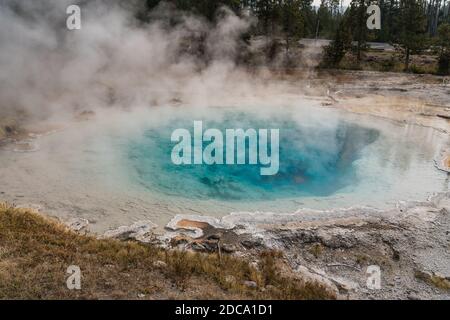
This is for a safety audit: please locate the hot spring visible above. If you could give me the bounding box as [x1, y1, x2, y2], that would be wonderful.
[0, 105, 448, 231]
[127, 111, 379, 200]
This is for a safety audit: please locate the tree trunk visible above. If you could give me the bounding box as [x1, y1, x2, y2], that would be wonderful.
[405, 47, 411, 70]
[315, 14, 320, 39]
[357, 41, 361, 62]
[356, 0, 365, 63]
[433, 0, 441, 36]
[286, 34, 290, 56]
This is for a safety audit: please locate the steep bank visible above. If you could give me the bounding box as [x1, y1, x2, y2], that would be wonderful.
[155, 192, 450, 299]
[0, 203, 333, 299]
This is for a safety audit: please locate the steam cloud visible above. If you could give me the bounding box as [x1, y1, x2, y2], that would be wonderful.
[0, 0, 293, 121]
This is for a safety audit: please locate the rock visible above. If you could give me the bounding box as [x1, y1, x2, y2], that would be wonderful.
[207, 234, 221, 240]
[250, 261, 259, 271]
[240, 238, 263, 249]
[224, 275, 236, 285]
[328, 276, 359, 293]
[67, 218, 89, 232]
[221, 243, 236, 253]
[243, 280, 257, 289]
[317, 228, 356, 249]
[75, 110, 96, 121]
[191, 242, 206, 251]
[277, 230, 319, 246]
[169, 235, 190, 247]
[137, 293, 145, 298]
[166, 215, 234, 239]
[153, 260, 167, 268]
[202, 240, 218, 251]
[296, 266, 339, 296]
[103, 220, 157, 242]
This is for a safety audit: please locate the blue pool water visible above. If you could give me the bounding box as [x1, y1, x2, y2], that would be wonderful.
[1, 105, 446, 228]
[58, 104, 445, 219]
[126, 110, 380, 201]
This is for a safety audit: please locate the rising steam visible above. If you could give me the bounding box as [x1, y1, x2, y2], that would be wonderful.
[1, 0, 310, 122]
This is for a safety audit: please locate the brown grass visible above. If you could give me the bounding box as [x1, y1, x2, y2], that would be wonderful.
[0, 203, 335, 300]
[309, 243, 324, 258]
[415, 270, 450, 291]
[335, 50, 439, 74]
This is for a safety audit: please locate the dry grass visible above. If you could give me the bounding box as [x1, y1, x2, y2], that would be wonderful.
[309, 243, 324, 258]
[335, 50, 439, 74]
[0, 118, 19, 140]
[0, 203, 335, 300]
[415, 270, 450, 291]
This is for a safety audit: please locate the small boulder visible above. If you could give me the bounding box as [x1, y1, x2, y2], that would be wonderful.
[328, 276, 359, 293]
[67, 218, 89, 232]
[207, 234, 221, 240]
[191, 242, 207, 251]
[224, 275, 236, 285]
[221, 243, 236, 253]
[103, 220, 157, 242]
[243, 280, 257, 289]
[153, 260, 167, 268]
[240, 238, 263, 249]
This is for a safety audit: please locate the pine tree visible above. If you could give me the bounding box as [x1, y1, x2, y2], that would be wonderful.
[437, 23, 450, 74]
[348, 0, 370, 62]
[281, 0, 304, 54]
[395, 0, 428, 70]
[321, 14, 352, 67]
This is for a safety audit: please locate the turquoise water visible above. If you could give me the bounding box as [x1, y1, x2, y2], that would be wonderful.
[125, 111, 380, 201]
[1, 106, 446, 230]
